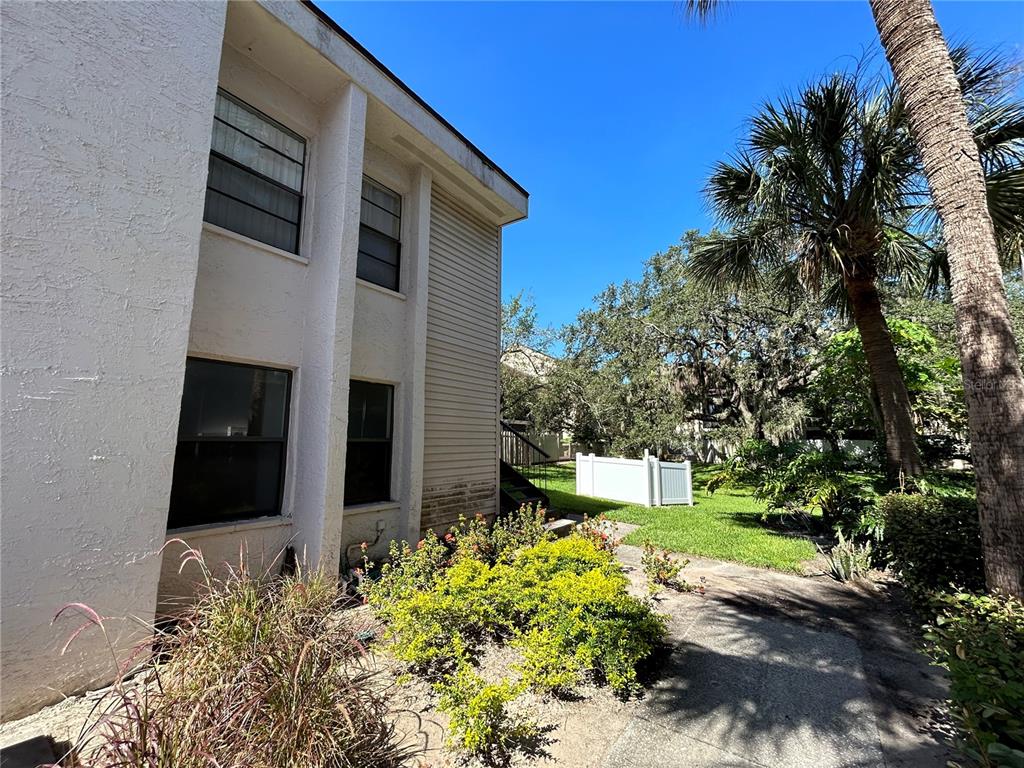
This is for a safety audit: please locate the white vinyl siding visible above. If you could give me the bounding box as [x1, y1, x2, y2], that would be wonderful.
[421, 187, 500, 531]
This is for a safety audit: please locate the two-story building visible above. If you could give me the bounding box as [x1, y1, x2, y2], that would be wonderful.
[1, 0, 527, 719]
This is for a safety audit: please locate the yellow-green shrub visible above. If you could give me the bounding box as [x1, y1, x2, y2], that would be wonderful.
[363, 532, 665, 697]
[436, 661, 537, 761]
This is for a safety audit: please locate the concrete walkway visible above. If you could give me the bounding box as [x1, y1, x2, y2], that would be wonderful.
[593, 539, 953, 768]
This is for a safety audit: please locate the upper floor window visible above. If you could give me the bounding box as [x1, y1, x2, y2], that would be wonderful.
[358, 178, 401, 291]
[168, 358, 291, 529]
[204, 89, 306, 254]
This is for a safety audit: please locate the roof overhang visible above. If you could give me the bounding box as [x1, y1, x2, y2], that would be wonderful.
[228, 0, 528, 225]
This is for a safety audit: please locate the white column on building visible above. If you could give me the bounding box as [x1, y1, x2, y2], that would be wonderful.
[398, 166, 433, 541]
[291, 82, 367, 571]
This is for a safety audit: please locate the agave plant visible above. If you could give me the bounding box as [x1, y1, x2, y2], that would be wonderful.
[819, 530, 874, 582]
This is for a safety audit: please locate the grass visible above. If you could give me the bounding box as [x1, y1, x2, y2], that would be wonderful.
[527, 462, 817, 573]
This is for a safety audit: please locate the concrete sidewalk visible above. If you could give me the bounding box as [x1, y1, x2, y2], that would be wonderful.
[593, 542, 953, 768]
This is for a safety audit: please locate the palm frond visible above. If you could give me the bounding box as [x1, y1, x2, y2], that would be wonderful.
[972, 101, 1024, 172]
[684, 0, 720, 23]
[922, 245, 951, 296]
[949, 45, 1022, 110]
[707, 154, 761, 222]
[877, 228, 931, 290]
[986, 167, 1024, 254]
[767, 262, 805, 301]
[820, 276, 854, 320]
[687, 229, 778, 291]
[749, 98, 805, 161]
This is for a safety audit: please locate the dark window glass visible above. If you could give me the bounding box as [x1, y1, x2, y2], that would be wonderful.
[357, 178, 401, 291]
[345, 381, 394, 505]
[168, 358, 291, 529]
[204, 90, 305, 254]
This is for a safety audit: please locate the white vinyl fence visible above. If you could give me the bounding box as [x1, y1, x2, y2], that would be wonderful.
[575, 451, 693, 507]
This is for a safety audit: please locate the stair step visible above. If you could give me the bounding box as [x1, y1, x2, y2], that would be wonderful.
[503, 487, 543, 498]
[543, 518, 575, 538]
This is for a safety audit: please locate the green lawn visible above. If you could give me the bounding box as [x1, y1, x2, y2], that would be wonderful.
[527, 462, 818, 573]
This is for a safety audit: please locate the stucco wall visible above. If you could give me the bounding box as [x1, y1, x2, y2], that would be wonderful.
[1, 0, 227, 719]
[157, 521, 294, 614]
[2, 0, 516, 721]
[155, 42, 318, 601]
[188, 229, 309, 367]
[343, 143, 419, 560]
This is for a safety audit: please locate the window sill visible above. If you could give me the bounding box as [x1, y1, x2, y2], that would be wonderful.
[356, 278, 406, 301]
[166, 515, 292, 541]
[345, 500, 401, 516]
[202, 222, 310, 266]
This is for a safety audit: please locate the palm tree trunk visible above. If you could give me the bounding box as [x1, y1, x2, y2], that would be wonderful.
[870, 0, 1024, 598]
[845, 275, 924, 481]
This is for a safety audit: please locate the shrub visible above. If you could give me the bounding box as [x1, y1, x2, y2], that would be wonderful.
[640, 541, 704, 595]
[641, 541, 684, 590]
[573, 513, 621, 553]
[363, 528, 665, 700]
[58, 546, 412, 768]
[924, 592, 1024, 768]
[491, 504, 551, 562]
[436, 660, 538, 763]
[449, 513, 497, 563]
[879, 493, 985, 598]
[365, 534, 451, 614]
[706, 440, 870, 531]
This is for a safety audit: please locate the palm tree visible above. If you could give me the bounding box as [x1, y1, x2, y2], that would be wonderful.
[871, 5, 1024, 597]
[691, 73, 931, 480]
[687, 0, 1024, 597]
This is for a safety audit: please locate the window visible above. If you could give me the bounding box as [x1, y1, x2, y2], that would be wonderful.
[204, 89, 306, 254]
[357, 178, 401, 291]
[168, 358, 291, 529]
[345, 380, 394, 505]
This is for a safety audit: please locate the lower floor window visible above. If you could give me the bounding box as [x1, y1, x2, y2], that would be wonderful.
[168, 358, 291, 529]
[345, 380, 394, 505]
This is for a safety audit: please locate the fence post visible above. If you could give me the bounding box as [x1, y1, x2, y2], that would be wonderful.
[653, 454, 663, 507]
[590, 453, 596, 497]
[643, 450, 652, 507]
[576, 453, 583, 495]
[684, 460, 694, 506]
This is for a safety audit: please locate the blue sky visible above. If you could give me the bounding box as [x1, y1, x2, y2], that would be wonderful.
[318, 1, 1023, 330]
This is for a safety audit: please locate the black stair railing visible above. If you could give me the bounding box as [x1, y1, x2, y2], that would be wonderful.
[499, 420, 551, 512]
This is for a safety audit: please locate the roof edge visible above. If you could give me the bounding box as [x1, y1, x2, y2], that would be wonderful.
[299, 0, 528, 200]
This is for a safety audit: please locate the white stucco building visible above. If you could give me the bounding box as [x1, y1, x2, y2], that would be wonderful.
[1, 0, 527, 720]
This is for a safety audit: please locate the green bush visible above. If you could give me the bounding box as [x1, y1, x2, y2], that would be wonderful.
[879, 493, 984, 597]
[707, 439, 871, 531]
[362, 515, 665, 761]
[925, 592, 1024, 768]
[491, 504, 551, 561]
